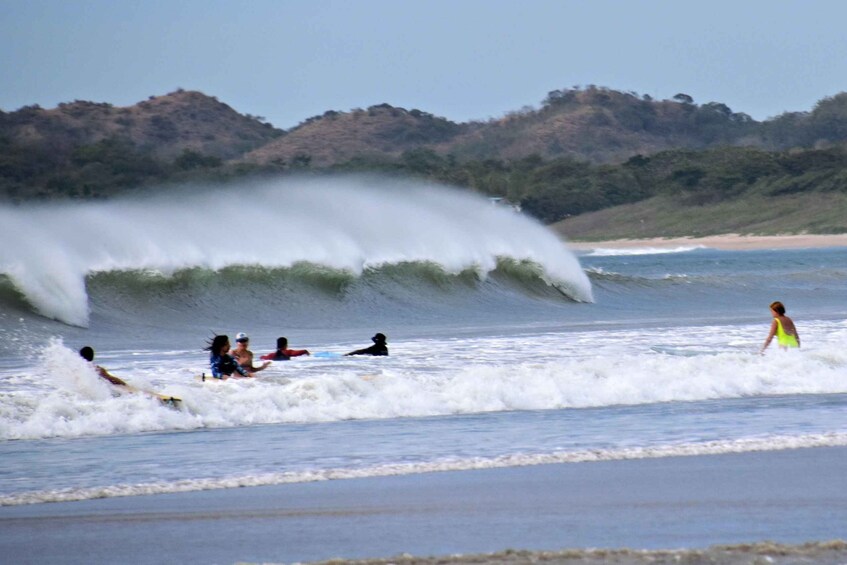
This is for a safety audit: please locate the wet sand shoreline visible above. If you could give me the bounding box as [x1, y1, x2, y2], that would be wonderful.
[2, 446, 846, 564]
[303, 540, 847, 565]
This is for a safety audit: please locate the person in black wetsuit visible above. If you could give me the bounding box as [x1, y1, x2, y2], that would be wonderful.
[345, 333, 388, 356]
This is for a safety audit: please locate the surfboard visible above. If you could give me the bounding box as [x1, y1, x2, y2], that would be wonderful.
[312, 351, 342, 358]
[155, 394, 182, 408]
[123, 384, 182, 407]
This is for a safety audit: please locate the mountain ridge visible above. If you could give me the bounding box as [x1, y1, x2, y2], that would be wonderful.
[2, 86, 847, 236]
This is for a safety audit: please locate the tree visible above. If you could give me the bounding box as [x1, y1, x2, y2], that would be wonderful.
[174, 149, 222, 170]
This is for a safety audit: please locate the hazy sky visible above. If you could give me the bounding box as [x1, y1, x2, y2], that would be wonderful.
[2, 0, 846, 129]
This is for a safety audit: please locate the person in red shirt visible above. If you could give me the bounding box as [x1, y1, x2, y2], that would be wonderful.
[261, 336, 310, 361]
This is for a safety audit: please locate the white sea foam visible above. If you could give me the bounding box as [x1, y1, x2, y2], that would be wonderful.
[583, 245, 704, 257]
[3, 433, 846, 506]
[0, 176, 592, 326]
[3, 327, 847, 441]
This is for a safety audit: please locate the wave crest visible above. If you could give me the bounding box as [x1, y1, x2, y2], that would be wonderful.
[0, 176, 592, 326]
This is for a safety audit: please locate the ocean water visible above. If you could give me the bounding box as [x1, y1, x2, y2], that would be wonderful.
[1, 176, 846, 508]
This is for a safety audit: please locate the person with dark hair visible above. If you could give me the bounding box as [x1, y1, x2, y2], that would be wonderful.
[79, 346, 129, 386]
[261, 337, 310, 361]
[345, 333, 388, 356]
[79, 346, 181, 405]
[205, 334, 254, 378]
[230, 332, 270, 373]
[761, 301, 800, 354]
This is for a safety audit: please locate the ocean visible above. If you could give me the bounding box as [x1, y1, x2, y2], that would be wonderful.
[1, 177, 846, 558]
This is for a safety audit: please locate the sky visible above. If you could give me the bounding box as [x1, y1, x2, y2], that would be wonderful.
[2, 0, 847, 130]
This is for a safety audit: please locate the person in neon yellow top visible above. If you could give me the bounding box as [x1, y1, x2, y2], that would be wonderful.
[760, 301, 800, 354]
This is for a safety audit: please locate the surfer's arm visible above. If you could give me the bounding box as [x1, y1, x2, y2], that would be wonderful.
[760, 320, 777, 354]
[97, 366, 128, 386]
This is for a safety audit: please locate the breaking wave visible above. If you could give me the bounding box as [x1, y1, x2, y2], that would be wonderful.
[0, 176, 592, 326]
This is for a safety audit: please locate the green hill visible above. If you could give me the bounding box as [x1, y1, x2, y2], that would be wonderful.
[0, 90, 282, 199]
[3, 86, 847, 236]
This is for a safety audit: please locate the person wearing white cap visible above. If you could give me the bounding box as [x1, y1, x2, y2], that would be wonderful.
[231, 332, 271, 373]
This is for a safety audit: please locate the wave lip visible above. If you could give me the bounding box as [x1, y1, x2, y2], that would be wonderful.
[0, 176, 592, 326]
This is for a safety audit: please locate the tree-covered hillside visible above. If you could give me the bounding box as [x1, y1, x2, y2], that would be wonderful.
[2, 86, 847, 235]
[0, 90, 282, 200]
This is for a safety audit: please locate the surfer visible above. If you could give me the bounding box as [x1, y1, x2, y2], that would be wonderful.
[345, 333, 389, 356]
[79, 346, 181, 405]
[760, 301, 801, 354]
[231, 333, 271, 373]
[206, 334, 254, 378]
[260, 337, 310, 361]
[79, 346, 129, 386]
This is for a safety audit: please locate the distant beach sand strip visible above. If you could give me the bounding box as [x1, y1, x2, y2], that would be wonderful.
[566, 233, 847, 251]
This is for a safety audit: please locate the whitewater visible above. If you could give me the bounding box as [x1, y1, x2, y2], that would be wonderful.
[1, 175, 847, 508]
[0, 176, 591, 327]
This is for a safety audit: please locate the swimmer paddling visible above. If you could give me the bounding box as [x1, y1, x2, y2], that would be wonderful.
[79, 346, 181, 406]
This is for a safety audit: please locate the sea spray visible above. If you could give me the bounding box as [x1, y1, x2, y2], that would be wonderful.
[0, 176, 592, 326]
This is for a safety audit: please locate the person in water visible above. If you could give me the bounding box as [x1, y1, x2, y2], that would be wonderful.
[206, 334, 254, 378]
[261, 337, 310, 361]
[79, 346, 181, 405]
[345, 333, 389, 356]
[761, 301, 800, 354]
[79, 346, 129, 386]
[231, 332, 271, 373]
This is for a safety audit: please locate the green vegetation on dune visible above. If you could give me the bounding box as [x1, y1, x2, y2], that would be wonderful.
[551, 192, 847, 240]
[330, 145, 847, 235]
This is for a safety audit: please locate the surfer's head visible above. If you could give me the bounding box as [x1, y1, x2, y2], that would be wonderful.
[276, 337, 288, 349]
[372, 333, 387, 344]
[79, 346, 95, 362]
[205, 334, 230, 355]
[770, 301, 786, 315]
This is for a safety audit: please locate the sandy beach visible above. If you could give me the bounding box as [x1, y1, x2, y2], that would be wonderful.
[2, 446, 846, 565]
[565, 233, 847, 251]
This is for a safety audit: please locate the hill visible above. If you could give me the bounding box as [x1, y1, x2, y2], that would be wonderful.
[244, 87, 847, 168]
[3, 86, 847, 237]
[436, 88, 758, 163]
[243, 104, 467, 168]
[0, 90, 282, 199]
[1, 89, 281, 159]
[241, 87, 761, 168]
